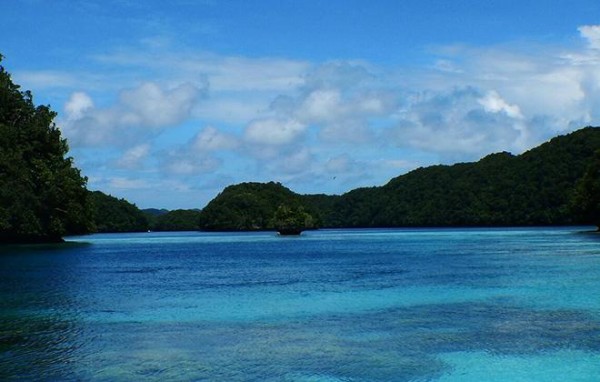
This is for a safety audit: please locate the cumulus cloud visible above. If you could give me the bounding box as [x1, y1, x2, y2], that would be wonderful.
[298, 88, 344, 123]
[163, 155, 221, 175]
[579, 25, 600, 50]
[244, 118, 306, 146]
[61, 81, 205, 146]
[325, 154, 355, 173]
[266, 62, 398, 145]
[262, 148, 315, 175]
[192, 126, 239, 151]
[375, 24, 600, 160]
[320, 120, 374, 144]
[158, 125, 238, 177]
[389, 87, 528, 157]
[116, 143, 151, 169]
[65, 92, 94, 121]
[108, 177, 150, 190]
[478, 90, 523, 120]
[303, 61, 375, 90]
[118, 82, 200, 128]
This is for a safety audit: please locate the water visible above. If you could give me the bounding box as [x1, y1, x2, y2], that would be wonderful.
[1, 227, 599, 381]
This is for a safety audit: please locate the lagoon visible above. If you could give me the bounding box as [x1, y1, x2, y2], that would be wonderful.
[1, 228, 600, 381]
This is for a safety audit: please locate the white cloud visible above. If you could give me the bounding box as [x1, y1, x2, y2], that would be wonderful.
[389, 87, 528, 157]
[61, 81, 205, 146]
[163, 154, 221, 175]
[579, 25, 600, 50]
[108, 177, 150, 190]
[117, 144, 151, 169]
[119, 82, 200, 128]
[14, 70, 78, 89]
[193, 96, 268, 123]
[158, 127, 230, 176]
[244, 118, 306, 146]
[192, 126, 239, 151]
[378, 24, 600, 159]
[379, 159, 419, 170]
[273, 148, 313, 175]
[325, 154, 354, 173]
[303, 61, 374, 90]
[65, 92, 94, 121]
[478, 90, 523, 119]
[320, 120, 374, 144]
[203, 56, 308, 92]
[299, 89, 343, 123]
[96, 50, 309, 93]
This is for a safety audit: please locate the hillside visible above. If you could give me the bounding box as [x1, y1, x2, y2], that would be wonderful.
[151, 209, 202, 231]
[198, 182, 319, 231]
[0, 56, 94, 243]
[89, 191, 149, 233]
[198, 127, 600, 230]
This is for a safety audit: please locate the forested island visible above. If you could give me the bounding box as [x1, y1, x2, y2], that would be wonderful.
[1, 55, 600, 243]
[198, 127, 600, 231]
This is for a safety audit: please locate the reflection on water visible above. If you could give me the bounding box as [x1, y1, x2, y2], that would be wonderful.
[1, 228, 600, 381]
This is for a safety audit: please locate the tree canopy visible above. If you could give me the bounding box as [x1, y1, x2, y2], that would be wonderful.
[151, 209, 202, 231]
[0, 55, 94, 243]
[273, 204, 316, 235]
[572, 150, 600, 228]
[198, 182, 320, 231]
[89, 191, 149, 233]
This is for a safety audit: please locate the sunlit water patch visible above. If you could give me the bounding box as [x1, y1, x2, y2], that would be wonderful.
[1, 227, 599, 381]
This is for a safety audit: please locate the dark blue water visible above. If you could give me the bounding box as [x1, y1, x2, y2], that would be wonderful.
[1, 228, 600, 381]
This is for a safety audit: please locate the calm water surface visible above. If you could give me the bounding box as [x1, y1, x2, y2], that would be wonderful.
[1, 227, 600, 381]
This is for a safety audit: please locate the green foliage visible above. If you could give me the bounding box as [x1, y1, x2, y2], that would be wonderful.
[572, 150, 600, 228]
[198, 182, 319, 231]
[89, 191, 149, 233]
[273, 204, 316, 234]
[152, 209, 202, 231]
[0, 55, 94, 243]
[141, 208, 168, 229]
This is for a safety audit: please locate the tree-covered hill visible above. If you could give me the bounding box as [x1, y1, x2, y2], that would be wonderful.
[0, 56, 94, 243]
[199, 127, 600, 230]
[151, 209, 202, 231]
[361, 126, 600, 227]
[572, 149, 600, 229]
[198, 182, 318, 231]
[142, 208, 169, 218]
[89, 191, 149, 233]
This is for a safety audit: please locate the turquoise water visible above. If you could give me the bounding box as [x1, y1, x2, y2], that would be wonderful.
[1, 227, 599, 381]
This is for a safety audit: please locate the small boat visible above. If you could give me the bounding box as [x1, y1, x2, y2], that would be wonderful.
[277, 228, 303, 236]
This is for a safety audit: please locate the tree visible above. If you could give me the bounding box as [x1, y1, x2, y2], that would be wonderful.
[89, 191, 149, 233]
[152, 209, 202, 231]
[0, 55, 93, 243]
[272, 204, 316, 235]
[572, 150, 600, 229]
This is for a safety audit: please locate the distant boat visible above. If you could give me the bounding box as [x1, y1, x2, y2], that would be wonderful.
[277, 228, 303, 236]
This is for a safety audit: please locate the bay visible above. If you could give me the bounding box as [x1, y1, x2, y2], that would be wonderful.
[1, 227, 600, 381]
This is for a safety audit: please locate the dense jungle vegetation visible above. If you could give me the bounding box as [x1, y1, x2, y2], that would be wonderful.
[0, 55, 93, 243]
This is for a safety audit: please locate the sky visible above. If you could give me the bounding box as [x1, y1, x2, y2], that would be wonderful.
[2, 0, 600, 209]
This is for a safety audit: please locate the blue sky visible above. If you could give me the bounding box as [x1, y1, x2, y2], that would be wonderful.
[2, 1, 600, 209]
